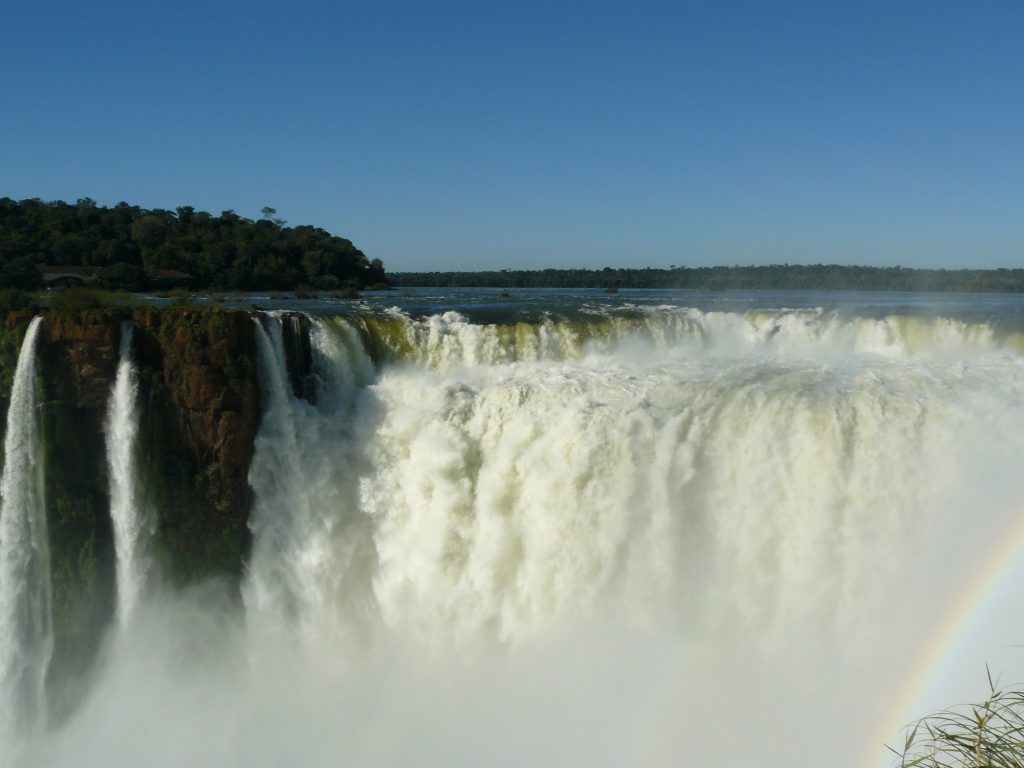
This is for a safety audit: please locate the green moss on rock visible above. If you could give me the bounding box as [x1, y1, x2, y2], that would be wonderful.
[131, 307, 259, 585]
[0, 306, 261, 713]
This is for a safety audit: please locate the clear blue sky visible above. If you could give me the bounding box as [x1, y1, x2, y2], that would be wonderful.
[2, 1, 1022, 271]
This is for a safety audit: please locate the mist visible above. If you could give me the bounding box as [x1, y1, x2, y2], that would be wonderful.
[4, 305, 1024, 768]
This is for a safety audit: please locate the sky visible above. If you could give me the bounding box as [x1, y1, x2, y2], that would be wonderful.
[2, 1, 1022, 272]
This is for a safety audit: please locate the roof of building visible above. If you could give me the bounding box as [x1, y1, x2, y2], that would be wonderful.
[38, 265, 104, 275]
[145, 268, 191, 279]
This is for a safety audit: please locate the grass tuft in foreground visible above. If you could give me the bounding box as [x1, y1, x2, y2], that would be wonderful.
[894, 667, 1024, 767]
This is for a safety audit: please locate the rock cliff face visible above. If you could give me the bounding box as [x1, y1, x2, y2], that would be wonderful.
[0, 306, 262, 713]
[37, 314, 120, 713]
[129, 308, 259, 585]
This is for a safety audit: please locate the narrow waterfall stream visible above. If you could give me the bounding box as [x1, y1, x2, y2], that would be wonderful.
[105, 321, 151, 625]
[0, 317, 51, 743]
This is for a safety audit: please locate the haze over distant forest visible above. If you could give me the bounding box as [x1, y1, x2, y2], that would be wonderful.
[391, 265, 1024, 293]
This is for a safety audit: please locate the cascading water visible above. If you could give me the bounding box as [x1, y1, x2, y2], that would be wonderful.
[0, 317, 52, 744]
[244, 315, 377, 641]
[347, 305, 1024, 369]
[237, 305, 1024, 767]
[10, 301, 1024, 768]
[328, 309, 1021, 649]
[240, 306, 1024, 654]
[105, 321, 151, 625]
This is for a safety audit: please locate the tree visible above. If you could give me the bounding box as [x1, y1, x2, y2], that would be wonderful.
[261, 206, 286, 227]
[1, 255, 43, 289]
[0, 197, 386, 291]
[130, 214, 167, 248]
[102, 262, 148, 291]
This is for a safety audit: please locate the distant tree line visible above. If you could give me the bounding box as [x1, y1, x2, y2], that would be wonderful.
[0, 197, 388, 291]
[391, 265, 1024, 293]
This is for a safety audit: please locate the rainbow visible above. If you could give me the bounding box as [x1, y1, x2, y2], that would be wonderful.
[862, 509, 1024, 768]
[627, 502, 1024, 768]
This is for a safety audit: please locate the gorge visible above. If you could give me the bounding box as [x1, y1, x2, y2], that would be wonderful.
[1, 296, 1023, 767]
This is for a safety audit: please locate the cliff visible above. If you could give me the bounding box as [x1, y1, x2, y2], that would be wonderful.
[129, 308, 259, 584]
[0, 306, 262, 714]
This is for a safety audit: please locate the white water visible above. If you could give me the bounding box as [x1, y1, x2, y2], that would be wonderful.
[10, 307, 1024, 767]
[0, 317, 51, 745]
[244, 316, 377, 642]
[350, 306, 1024, 368]
[105, 321, 152, 625]
[344, 313, 1021, 652]
[237, 311, 1024, 761]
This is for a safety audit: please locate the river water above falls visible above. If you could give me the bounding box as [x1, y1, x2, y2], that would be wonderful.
[4, 290, 1024, 767]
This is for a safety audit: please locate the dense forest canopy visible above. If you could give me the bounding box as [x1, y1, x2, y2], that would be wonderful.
[392, 265, 1024, 293]
[0, 197, 388, 290]
[6, 197, 1022, 294]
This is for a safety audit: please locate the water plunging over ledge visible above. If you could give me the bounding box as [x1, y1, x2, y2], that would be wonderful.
[2, 296, 1024, 768]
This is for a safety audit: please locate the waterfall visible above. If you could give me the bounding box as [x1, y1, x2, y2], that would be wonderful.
[244, 315, 376, 640]
[105, 321, 151, 626]
[7, 304, 1024, 768]
[242, 309, 1024, 649]
[244, 317, 308, 623]
[0, 317, 52, 741]
[345, 306, 1022, 369]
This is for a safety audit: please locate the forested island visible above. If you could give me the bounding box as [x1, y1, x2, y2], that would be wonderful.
[392, 265, 1024, 293]
[0, 197, 388, 291]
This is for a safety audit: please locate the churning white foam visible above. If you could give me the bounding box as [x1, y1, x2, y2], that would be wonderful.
[8, 307, 1024, 767]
